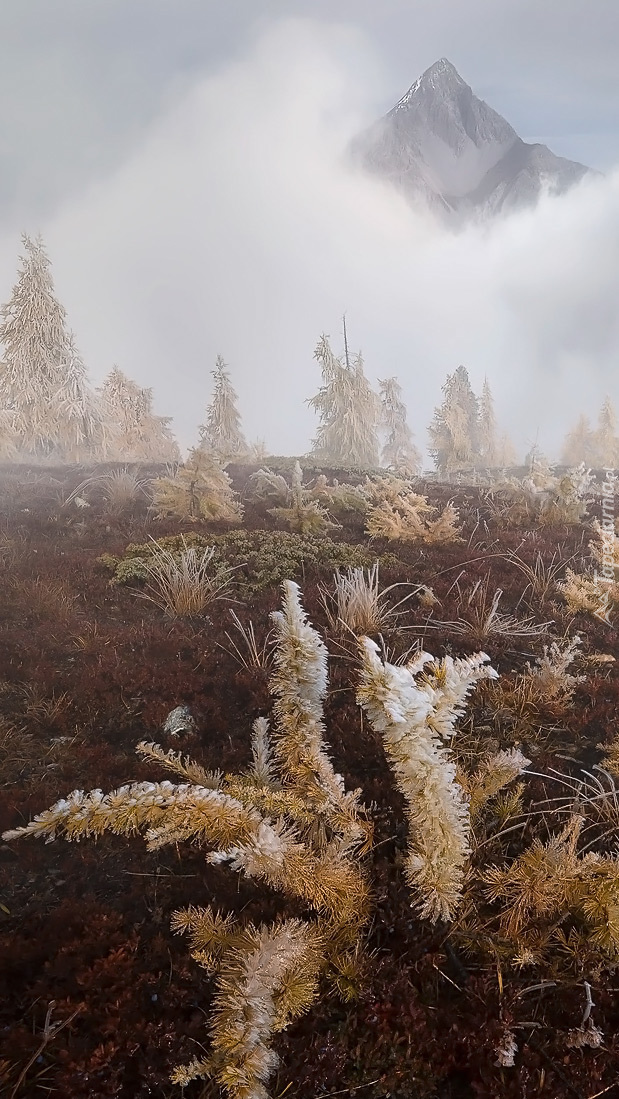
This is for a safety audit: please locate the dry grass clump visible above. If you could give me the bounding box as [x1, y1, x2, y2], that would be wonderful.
[434, 573, 553, 643]
[137, 536, 238, 617]
[17, 576, 79, 622]
[505, 548, 572, 606]
[319, 562, 420, 636]
[99, 468, 152, 515]
[64, 467, 152, 515]
[218, 609, 275, 670]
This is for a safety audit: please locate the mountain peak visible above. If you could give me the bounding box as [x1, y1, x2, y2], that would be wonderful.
[395, 57, 465, 110]
[351, 59, 592, 221]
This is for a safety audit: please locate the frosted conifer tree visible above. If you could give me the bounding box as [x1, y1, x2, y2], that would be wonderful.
[99, 367, 180, 463]
[428, 365, 480, 473]
[308, 327, 380, 468]
[379, 376, 421, 473]
[562, 414, 594, 467]
[478, 378, 499, 467]
[197, 355, 247, 461]
[0, 234, 101, 461]
[591, 398, 619, 468]
[55, 333, 105, 462]
[495, 432, 518, 468]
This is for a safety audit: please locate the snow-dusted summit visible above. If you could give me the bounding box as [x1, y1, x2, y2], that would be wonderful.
[351, 59, 591, 219]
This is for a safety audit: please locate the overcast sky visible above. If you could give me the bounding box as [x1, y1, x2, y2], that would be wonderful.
[0, 0, 618, 458]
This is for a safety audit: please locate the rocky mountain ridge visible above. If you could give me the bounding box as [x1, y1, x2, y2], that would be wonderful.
[351, 58, 591, 220]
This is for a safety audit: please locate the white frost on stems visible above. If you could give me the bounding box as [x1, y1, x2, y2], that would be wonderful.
[250, 717, 277, 787]
[269, 581, 364, 846]
[1, 781, 270, 849]
[208, 920, 319, 1099]
[271, 580, 329, 713]
[357, 638, 498, 922]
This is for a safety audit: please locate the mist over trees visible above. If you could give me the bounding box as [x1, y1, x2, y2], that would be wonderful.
[0, 235, 180, 465]
[379, 376, 420, 474]
[562, 398, 619, 469]
[98, 367, 180, 463]
[0, 235, 613, 473]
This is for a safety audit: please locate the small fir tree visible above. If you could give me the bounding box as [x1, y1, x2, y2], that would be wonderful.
[308, 326, 380, 468]
[0, 234, 100, 461]
[55, 332, 105, 462]
[428, 365, 480, 473]
[197, 355, 247, 462]
[379, 376, 421, 473]
[495, 432, 518, 468]
[478, 378, 499, 467]
[562, 414, 595, 467]
[99, 367, 180, 463]
[591, 397, 619, 468]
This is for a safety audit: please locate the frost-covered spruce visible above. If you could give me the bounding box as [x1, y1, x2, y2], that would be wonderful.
[0, 234, 102, 461]
[427, 364, 480, 473]
[197, 354, 248, 462]
[308, 333, 380, 468]
[98, 366, 180, 463]
[379, 375, 421, 473]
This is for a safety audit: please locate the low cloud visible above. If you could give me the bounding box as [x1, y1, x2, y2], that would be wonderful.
[2, 16, 617, 461]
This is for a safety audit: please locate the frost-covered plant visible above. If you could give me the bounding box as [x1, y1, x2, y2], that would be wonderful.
[0, 235, 103, 461]
[562, 413, 596, 467]
[244, 467, 291, 505]
[428, 365, 481, 473]
[196, 354, 248, 462]
[591, 396, 619, 468]
[0, 409, 19, 461]
[98, 366, 179, 463]
[557, 567, 619, 621]
[461, 748, 531, 824]
[378, 376, 420, 474]
[477, 378, 499, 468]
[137, 537, 237, 618]
[482, 815, 619, 963]
[523, 635, 585, 703]
[357, 640, 498, 921]
[307, 474, 369, 515]
[365, 490, 462, 543]
[589, 517, 619, 582]
[319, 562, 420, 636]
[3, 580, 371, 1097]
[170, 911, 325, 1093]
[268, 461, 335, 536]
[151, 447, 243, 522]
[308, 333, 380, 468]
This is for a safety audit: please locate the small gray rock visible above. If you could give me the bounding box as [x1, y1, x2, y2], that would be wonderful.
[163, 705, 196, 737]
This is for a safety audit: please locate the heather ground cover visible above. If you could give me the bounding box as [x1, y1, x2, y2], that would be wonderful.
[1, 463, 618, 1099]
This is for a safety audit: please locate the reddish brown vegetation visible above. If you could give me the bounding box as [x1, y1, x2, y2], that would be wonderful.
[1, 463, 618, 1098]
